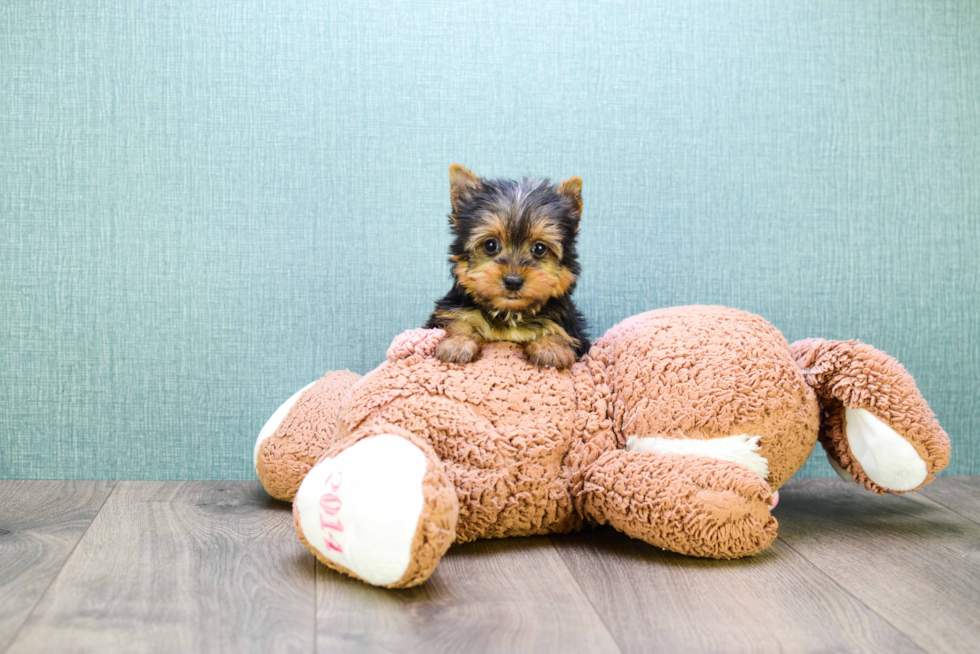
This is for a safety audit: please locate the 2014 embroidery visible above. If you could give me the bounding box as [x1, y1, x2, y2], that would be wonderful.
[319, 471, 344, 553]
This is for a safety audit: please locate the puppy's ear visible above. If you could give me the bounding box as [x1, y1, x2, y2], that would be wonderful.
[557, 176, 583, 219]
[449, 164, 480, 217]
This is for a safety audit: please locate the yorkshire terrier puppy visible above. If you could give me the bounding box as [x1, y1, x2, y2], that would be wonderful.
[426, 164, 590, 370]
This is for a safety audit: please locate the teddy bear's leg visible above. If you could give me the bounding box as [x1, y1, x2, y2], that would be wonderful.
[792, 339, 951, 494]
[254, 370, 362, 501]
[580, 449, 777, 559]
[292, 423, 459, 588]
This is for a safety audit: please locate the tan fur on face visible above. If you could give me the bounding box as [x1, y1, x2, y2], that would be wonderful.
[526, 220, 565, 260]
[523, 259, 576, 304]
[464, 214, 509, 252]
[454, 230, 575, 315]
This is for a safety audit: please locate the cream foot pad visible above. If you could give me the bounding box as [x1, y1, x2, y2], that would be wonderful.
[294, 434, 428, 586]
[844, 407, 927, 492]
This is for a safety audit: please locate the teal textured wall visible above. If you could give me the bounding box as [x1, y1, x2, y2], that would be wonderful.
[2, 1, 978, 480]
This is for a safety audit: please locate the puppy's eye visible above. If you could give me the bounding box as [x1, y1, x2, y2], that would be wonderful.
[531, 242, 547, 258]
[483, 239, 500, 255]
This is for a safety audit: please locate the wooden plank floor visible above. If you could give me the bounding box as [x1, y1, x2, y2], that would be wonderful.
[0, 481, 115, 652]
[1, 477, 978, 653]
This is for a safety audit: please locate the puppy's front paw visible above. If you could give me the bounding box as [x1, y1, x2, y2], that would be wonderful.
[525, 337, 576, 370]
[435, 334, 482, 364]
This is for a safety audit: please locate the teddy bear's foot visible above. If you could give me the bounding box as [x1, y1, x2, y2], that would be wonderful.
[582, 449, 777, 559]
[254, 370, 363, 502]
[825, 406, 931, 491]
[293, 425, 459, 588]
[792, 338, 951, 494]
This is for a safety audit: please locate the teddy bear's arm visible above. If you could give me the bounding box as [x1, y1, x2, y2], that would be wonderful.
[386, 328, 446, 361]
[580, 449, 777, 559]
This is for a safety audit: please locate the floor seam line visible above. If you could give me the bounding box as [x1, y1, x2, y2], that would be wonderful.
[547, 535, 627, 654]
[3, 480, 119, 652]
[776, 535, 928, 654]
[916, 488, 980, 528]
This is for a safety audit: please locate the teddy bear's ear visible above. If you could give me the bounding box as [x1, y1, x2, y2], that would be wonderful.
[557, 176, 583, 218]
[449, 164, 481, 218]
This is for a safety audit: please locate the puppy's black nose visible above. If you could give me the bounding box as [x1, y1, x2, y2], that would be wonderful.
[503, 275, 524, 291]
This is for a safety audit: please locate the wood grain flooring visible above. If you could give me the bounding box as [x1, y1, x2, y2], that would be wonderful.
[775, 478, 980, 654]
[4, 482, 314, 654]
[0, 481, 115, 651]
[1, 477, 978, 653]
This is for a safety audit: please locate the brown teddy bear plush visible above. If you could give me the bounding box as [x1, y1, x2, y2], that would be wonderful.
[254, 305, 950, 588]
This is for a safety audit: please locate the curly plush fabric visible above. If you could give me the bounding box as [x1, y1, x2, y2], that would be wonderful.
[596, 307, 821, 490]
[292, 423, 459, 588]
[346, 342, 580, 542]
[257, 305, 951, 587]
[581, 450, 777, 558]
[256, 370, 361, 501]
[791, 338, 951, 493]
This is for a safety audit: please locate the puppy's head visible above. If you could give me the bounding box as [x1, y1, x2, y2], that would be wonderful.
[446, 164, 583, 316]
